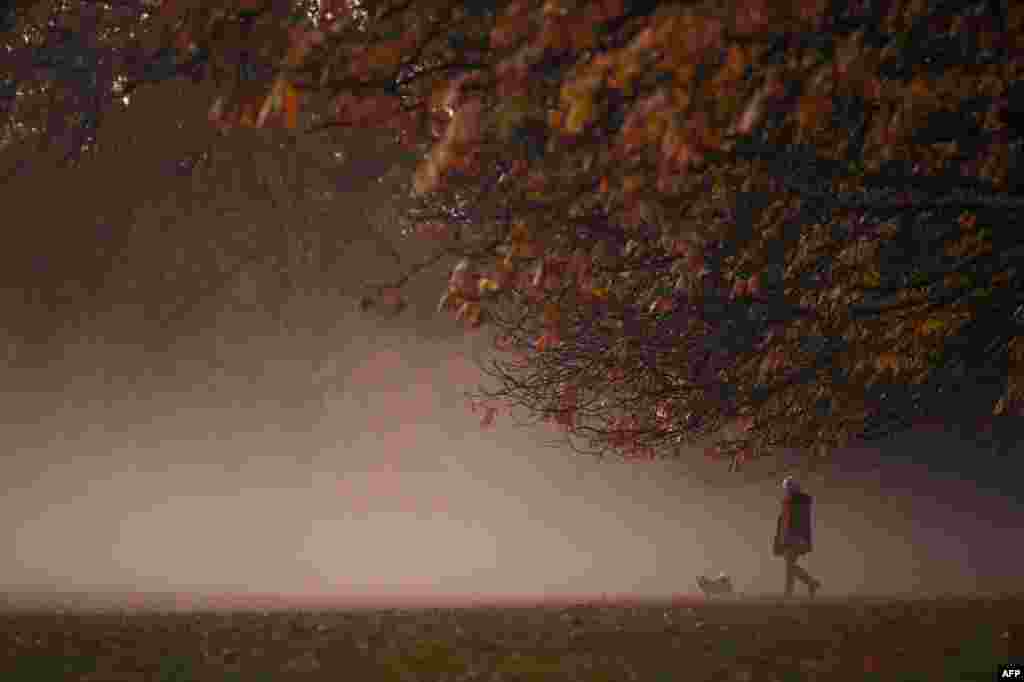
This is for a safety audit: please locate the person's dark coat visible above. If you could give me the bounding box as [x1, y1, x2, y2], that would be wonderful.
[773, 491, 813, 557]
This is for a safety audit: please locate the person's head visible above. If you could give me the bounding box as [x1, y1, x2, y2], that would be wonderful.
[782, 476, 801, 495]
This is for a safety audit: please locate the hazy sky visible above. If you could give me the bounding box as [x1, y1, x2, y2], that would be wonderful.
[2, 81, 1022, 608]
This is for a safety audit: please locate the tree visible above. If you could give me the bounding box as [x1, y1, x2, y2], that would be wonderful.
[395, 0, 1024, 469]
[3, 0, 1023, 471]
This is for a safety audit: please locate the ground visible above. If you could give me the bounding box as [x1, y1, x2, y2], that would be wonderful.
[1, 592, 1020, 681]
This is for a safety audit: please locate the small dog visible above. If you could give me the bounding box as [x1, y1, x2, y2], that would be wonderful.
[697, 573, 734, 597]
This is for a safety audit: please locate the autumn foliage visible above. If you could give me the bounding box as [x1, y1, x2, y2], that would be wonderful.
[5, 0, 1023, 468]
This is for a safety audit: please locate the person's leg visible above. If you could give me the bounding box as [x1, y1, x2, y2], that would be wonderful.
[788, 554, 821, 595]
[784, 554, 797, 597]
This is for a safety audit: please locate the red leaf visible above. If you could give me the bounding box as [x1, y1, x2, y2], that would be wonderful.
[392, 110, 421, 148]
[597, 0, 624, 22]
[480, 406, 498, 428]
[733, 0, 770, 34]
[747, 273, 762, 297]
[555, 409, 575, 428]
[535, 329, 561, 351]
[494, 334, 516, 351]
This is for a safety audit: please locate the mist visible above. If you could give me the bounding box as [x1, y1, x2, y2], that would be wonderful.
[4, 283, 1022, 609]
[2, 81, 1022, 611]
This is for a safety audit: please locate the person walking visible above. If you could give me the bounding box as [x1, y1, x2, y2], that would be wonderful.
[773, 476, 821, 598]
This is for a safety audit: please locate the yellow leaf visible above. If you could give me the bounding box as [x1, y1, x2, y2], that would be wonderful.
[608, 58, 640, 92]
[862, 267, 881, 287]
[564, 93, 595, 135]
[917, 318, 946, 336]
[495, 95, 532, 140]
[478, 277, 500, 294]
[644, 112, 669, 141]
[565, 72, 602, 104]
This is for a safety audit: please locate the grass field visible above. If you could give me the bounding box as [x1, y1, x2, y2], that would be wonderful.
[1, 592, 1020, 681]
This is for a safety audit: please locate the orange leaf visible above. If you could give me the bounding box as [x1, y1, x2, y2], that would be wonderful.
[876, 353, 900, 372]
[537, 15, 571, 51]
[542, 301, 561, 327]
[437, 289, 461, 313]
[367, 40, 404, 74]
[567, 17, 597, 50]
[456, 301, 483, 327]
[282, 82, 299, 129]
[412, 158, 443, 197]
[720, 45, 750, 83]
[622, 174, 644, 198]
[239, 101, 258, 128]
[795, 93, 832, 131]
[618, 123, 647, 156]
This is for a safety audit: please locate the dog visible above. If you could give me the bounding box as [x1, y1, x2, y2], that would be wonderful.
[697, 573, 734, 597]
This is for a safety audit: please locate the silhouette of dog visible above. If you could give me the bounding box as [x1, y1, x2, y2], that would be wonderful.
[697, 573, 734, 597]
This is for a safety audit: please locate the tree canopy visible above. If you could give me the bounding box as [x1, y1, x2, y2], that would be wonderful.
[2, 0, 1022, 472]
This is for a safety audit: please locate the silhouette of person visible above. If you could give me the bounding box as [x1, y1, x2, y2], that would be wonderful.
[773, 476, 821, 598]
